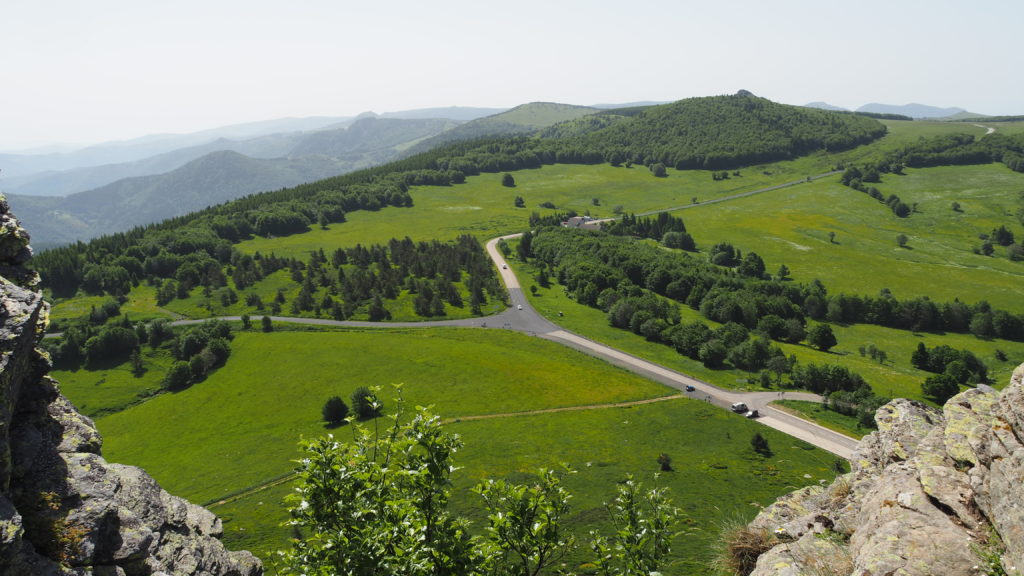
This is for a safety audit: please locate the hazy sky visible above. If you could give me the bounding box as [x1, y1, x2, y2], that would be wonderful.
[3, 0, 1021, 150]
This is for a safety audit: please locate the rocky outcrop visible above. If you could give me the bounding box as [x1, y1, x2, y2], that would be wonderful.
[0, 196, 262, 575]
[742, 366, 1024, 576]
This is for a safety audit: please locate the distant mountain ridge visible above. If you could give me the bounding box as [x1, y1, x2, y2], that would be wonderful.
[7, 117, 459, 247]
[9, 151, 352, 247]
[803, 101, 849, 111]
[0, 116, 352, 179]
[856, 102, 967, 119]
[404, 102, 600, 155]
[0, 106, 505, 191]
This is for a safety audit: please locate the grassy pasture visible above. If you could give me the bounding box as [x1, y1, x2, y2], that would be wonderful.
[89, 329, 674, 503]
[62, 328, 841, 574]
[52, 346, 175, 417]
[206, 397, 841, 574]
[234, 160, 841, 261]
[771, 400, 865, 439]
[679, 163, 1024, 311]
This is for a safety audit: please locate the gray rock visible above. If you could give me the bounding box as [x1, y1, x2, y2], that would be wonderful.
[0, 201, 262, 575]
[743, 365, 1024, 576]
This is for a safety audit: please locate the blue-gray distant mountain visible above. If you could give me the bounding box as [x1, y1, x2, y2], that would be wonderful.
[856, 103, 967, 119]
[403, 102, 600, 155]
[380, 106, 508, 121]
[0, 116, 352, 179]
[804, 102, 849, 111]
[8, 151, 348, 248]
[7, 117, 458, 247]
[3, 117, 456, 198]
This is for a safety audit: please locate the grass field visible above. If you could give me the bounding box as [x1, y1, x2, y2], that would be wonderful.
[771, 400, 866, 439]
[52, 346, 176, 417]
[56, 328, 842, 574]
[233, 159, 843, 261]
[677, 164, 1024, 311]
[86, 329, 675, 503]
[211, 399, 842, 573]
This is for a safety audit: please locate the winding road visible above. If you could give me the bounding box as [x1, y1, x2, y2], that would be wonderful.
[55, 172, 859, 458]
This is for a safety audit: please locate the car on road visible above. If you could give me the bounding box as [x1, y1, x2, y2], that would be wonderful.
[730, 402, 748, 413]
[746, 409, 759, 418]
[685, 385, 696, 392]
[517, 305, 522, 310]
[502, 264, 507, 269]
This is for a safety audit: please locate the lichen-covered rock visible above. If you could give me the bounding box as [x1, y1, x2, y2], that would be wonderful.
[747, 366, 1024, 576]
[0, 201, 262, 575]
[751, 532, 851, 576]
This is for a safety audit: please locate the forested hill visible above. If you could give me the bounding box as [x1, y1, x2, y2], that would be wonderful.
[10, 151, 355, 247]
[553, 92, 888, 170]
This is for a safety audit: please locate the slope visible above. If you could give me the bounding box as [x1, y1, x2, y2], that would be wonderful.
[7, 118, 458, 246]
[404, 102, 600, 154]
[9, 151, 348, 247]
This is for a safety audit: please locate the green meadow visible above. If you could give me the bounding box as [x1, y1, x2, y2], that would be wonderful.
[213, 400, 841, 574]
[85, 329, 674, 503]
[54, 329, 840, 574]
[234, 159, 840, 260]
[679, 163, 1024, 310]
[771, 400, 865, 439]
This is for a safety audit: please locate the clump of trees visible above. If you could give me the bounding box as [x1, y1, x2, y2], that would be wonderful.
[911, 343, 988, 384]
[750, 433, 772, 456]
[322, 396, 349, 425]
[840, 166, 911, 218]
[278, 399, 680, 576]
[45, 316, 234, 393]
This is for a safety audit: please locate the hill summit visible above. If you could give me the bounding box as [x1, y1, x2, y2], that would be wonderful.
[539, 92, 887, 170]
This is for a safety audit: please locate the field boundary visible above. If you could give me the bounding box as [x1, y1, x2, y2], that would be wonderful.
[204, 394, 684, 509]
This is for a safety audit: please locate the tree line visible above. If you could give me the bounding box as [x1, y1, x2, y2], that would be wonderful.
[528, 226, 1024, 343]
[844, 131, 1024, 177]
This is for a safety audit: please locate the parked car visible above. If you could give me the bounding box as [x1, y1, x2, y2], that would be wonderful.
[730, 402, 748, 413]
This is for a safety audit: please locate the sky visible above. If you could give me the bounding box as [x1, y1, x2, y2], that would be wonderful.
[3, 0, 1022, 150]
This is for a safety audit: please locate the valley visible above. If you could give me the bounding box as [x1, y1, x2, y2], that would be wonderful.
[33, 97, 1024, 574]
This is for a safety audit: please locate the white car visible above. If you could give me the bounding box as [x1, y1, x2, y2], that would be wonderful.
[517, 305, 523, 310]
[502, 264, 508, 269]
